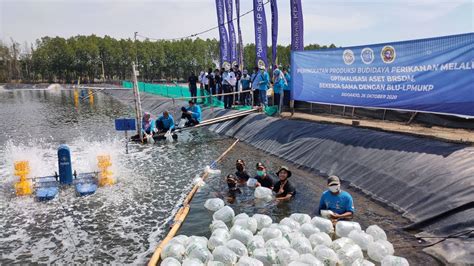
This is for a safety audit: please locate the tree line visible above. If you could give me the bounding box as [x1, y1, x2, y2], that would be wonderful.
[0, 35, 336, 83]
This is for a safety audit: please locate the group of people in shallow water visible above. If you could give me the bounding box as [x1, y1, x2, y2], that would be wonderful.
[225, 159, 355, 222]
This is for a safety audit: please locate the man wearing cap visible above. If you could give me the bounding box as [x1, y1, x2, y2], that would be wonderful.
[318, 175, 355, 221]
[238, 69, 251, 106]
[273, 166, 296, 201]
[155, 110, 175, 133]
[254, 162, 273, 189]
[257, 66, 270, 107]
[181, 100, 201, 126]
[235, 159, 250, 184]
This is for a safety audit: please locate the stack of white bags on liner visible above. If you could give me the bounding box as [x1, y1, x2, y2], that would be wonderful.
[161, 198, 409, 266]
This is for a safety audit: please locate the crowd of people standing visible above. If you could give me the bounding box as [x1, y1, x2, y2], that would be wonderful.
[188, 64, 292, 109]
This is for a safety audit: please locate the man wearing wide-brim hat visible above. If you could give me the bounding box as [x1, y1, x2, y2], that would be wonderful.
[318, 175, 355, 222]
[273, 166, 296, 202]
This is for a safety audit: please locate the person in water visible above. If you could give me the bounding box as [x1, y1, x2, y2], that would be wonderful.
[156, 110, 175, 133]
[254, 162, 273, 189]
[318, 175, 355, 222]
[273, 166, 296, 202]
[226, 174, 241, 204]
[235, 159, 250, 184]
[131, 112, 156, 141]
[181, 100, 202, 126]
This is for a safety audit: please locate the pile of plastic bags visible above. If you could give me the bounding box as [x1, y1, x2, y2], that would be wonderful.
[161, 199, 409, 266]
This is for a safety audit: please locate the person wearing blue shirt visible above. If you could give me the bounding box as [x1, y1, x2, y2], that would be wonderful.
[272, 67, 286, 108]
[156, 111, 175, 133]
[239, 69, 251, 106]
[283, 68, 292, 107]
[250, 67, 261, 106]
[318, 175, 355, 222]
[181, 100, 201, 126]
[131, 112, 155, 141]
[257, 66, 270, 107]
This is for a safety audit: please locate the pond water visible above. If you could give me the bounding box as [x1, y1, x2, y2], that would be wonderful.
[0, 86, 439, 265]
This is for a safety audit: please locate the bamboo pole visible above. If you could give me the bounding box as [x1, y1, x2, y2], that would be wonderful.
[147, 139, 240, 266]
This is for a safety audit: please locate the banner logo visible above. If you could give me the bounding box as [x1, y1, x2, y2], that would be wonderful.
[257, 59, 266, 69]
[381, 45, 396, 64]
[343, 49, 355, 65]
[361, 48, 374, 64]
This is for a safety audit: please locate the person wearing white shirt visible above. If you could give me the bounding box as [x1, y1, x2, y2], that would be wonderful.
[222, 66, 236, 109]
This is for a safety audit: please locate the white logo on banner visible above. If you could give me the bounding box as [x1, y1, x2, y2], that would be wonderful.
[361, 48, 375, 64]
[343, 49, 355, 65]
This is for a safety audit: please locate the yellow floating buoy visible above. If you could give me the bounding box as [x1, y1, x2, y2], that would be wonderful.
[88, 89, 94, 105]
[73, 89, 79, 107]
[14, 161, 33, 196]
[97, 155, 114, 187]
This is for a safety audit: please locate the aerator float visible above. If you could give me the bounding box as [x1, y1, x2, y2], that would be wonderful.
[14, 144, 115, 201]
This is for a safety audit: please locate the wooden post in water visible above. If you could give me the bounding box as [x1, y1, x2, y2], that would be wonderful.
[132, 62, 143, 142]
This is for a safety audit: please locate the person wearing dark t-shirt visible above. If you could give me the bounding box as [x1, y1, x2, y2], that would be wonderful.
[235, 159, 250, 184]
[254, 162, 273, 189]
[188, 73, 198, 103]
[273, 166, 296, 201]
[226, 174, 241, 204]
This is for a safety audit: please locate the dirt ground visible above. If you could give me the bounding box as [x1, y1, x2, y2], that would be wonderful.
[281, 111, 474, 144]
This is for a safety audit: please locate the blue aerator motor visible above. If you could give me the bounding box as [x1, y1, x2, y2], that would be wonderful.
[58, 144, 73, 184]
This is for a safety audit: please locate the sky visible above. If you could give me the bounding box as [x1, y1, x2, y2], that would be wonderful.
[0, 0, 473, 52]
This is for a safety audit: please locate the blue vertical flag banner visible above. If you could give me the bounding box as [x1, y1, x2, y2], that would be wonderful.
[225, 0, 238, 67]
[235, 0, 244, 68]
[291, 33, 474, 117]
[216, 0, 230, 68]
[290, 0, 304, 51]
[253, 0, 268, 69]
[270, 0, 278, 67]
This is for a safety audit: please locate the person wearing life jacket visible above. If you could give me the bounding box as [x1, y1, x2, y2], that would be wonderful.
[156, 110, 175, 133]
[181, 100, 202, 126]
[318, 175, 355, 222]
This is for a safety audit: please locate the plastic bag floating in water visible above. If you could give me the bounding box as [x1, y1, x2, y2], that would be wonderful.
[236, 256, 264, 266]
[310, 216, 334, 234]
[381, 255, 409, 266]
[212, 246, 238, 265]
[335, 221, 362, 238]
[254, 186, 273, 201]
[366, 224, 388, 241]
[205, 165, 221, 176]
[225, 239, 248, 258]
[213, 206, 235, 223]
[204, 198, 225, 212]
[252, 214, 272, 230]
[348, 230, 374, 251]
[367, 239, 395, 262]
[161, 257, 181, 266]
[162, 242, 186, 261]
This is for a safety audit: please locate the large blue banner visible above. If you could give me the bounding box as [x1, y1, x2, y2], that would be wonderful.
[216, 0, 230, 68]
[225, 0, 238, 67]
[253, 0, 268, 69]
[291, 33, 474, 117]
[270, 0, 278, 67]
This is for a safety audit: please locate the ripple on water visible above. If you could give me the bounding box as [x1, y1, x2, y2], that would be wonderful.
[0, 89, 227, 264]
